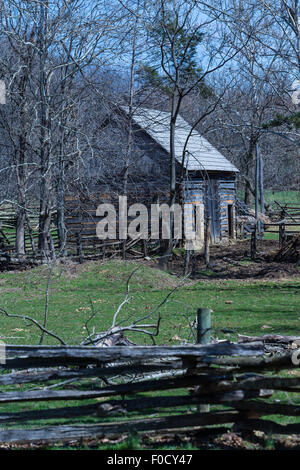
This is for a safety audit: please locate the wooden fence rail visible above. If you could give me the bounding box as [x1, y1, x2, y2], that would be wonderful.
[0, 339, 300, 445]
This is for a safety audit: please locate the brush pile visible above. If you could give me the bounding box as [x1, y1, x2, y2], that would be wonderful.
[274, 233, 300, 263]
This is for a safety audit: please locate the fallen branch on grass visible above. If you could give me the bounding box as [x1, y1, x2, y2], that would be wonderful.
[0, 308, 66, 345]
[81, 268, 188, 347]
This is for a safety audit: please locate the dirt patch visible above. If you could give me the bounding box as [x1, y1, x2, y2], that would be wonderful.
[145, 239, 300, 281]
[1, 239, 299, 283]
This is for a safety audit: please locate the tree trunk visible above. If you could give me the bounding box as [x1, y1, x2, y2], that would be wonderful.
[244, 136, 257, 207]
[244, 180, 252, 207]
[57, 147, 66, 256]
[15, 150, 26, 256]
[16, 207, 26, 256]
[38, 0, 52, 256]
[159, 92, 181, 270]
[15, 68, 30, 256]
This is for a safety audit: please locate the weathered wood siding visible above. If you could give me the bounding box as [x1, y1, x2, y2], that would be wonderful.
[218, 177, 237, 241]
[65, 174, 236, 253]
[183, 173, 236, 245]
[183, 179, 205, 249]
[65, 187, 171, 253]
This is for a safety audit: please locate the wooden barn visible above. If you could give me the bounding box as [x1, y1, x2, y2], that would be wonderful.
[65, 107, 239, 254]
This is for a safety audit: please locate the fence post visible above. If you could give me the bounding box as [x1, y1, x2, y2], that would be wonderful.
[204, 216, 211, 266]
[142, 239, 148, 258]
[122, 240, 126, 260]
[76, 232, 83, 264]
[279, 222, 286, 249]
[197, 308, 212, 413]
[251, 226, 256, 260]
[197, 308, 211, 345]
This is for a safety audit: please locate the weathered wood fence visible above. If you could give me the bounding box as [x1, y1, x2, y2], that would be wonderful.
[65, 193, 168, 261]
[0, 203, 59, 257]
[264, 221, 300, 246]
[0, 197, 167, 263]
[264, 201, 300, 246]
[0, 338, 300, 445]
[274, 201, 300, 223]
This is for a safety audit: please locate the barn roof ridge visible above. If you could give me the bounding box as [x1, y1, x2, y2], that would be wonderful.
[121, 106, 239, 173]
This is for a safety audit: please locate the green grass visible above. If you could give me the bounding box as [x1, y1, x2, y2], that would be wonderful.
[0, 259, 299, 345]
[263, 232, 279, 240]
[238, 189, 300, 207]
[264, 190, 300, 206]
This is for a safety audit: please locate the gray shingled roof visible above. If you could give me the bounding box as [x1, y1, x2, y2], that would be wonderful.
[124, 107, 239, 173]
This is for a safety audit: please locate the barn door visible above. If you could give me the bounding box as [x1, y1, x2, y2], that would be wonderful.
[205, 180, 220, 244]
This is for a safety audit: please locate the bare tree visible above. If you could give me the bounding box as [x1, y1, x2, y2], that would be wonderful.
[0, 0, 121, 256]
[134, 0, 243, 268]
[203, 0, 299, 210]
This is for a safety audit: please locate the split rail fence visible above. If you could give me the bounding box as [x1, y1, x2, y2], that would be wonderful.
[0, 203, 59, 259]
[264, 201, 300, 246]
[0, 338, 300, 445]
[65, 194, 171, 261]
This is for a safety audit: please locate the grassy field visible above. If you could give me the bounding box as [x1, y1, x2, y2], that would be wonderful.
[237, 189, 300, 206]
[264, 190, 300, 205]
[0, 259, 299, 345]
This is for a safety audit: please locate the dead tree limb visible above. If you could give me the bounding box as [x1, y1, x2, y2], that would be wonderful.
[81, 268, 188, 346]
[0, 307, 66, 345]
